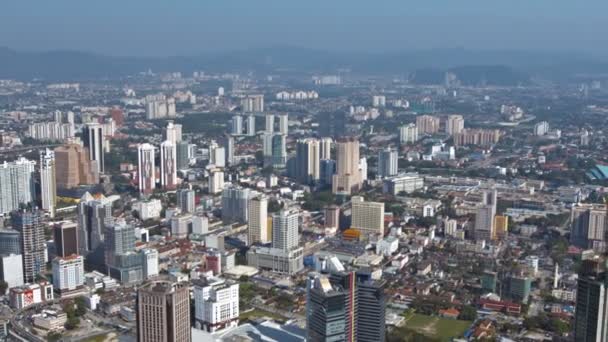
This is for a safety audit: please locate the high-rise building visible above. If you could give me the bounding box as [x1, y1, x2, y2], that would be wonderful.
[104, 221, 136, 267]
[416, 115, 440, 134]
[77, 192, 113, 257]
[399, 123, 418, 144]
[83, 123, 105, 174]
[221, 186, 251, 223]
[52, 255, 85, 293]
[248, 195, 269, 245]
[53, 221, 79, 258]
[54, 143, 99, 188]
[145, 94, 176, 120]
[453, 129, 501, 147]
[140, 248, 159, 279]
[278, 114, 289, 135]
[272, 210, 299, 251]
[110, 107, 124, 126]
[39, 149, 57, 217]
[474, 189, 497, 241]
[209, 142, 226, 168]
[241, 95, 264, 113]
[246, 115, 255, 136]
[265, 114, 274, 133]
[377, 148, 398, 178]
[208, 170, 224, 194]
[231, 115, 243, 135]
[0, 253, 24, 289]
[319, 137, 333, 160]
[176, 141, 192, 170]
[320, 159, 336, 185]
[574, 259, 608, 342]
[306, 273, 348, 342]
[332, 137, 361, 195]
[160, 141, 177, 190]
[138, 143, 156, 195]
[224, 135, 235, 166]
[194, 277, 239, 333]
[494, 215, 509, 240]
[570, 204, 608, 253]
[324, 205, 340, 230]
[295, 138, 320, 184]
[0, 157, 36, 215]
[137, 281, 191, 342]
[12, 209, 46, 283]
[177, 188, 196, 214]
[446, 115, 465, 135]
[165, 121, 182, 144]
[356, 271, 386, 342]
[351, 196, 385, 237]
[372, 95, 386, 107]
[0, 229, 21, 255]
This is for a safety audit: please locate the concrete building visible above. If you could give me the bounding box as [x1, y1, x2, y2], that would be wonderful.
[0, 254, 24, 289]
[399, 124, 418, 144]
[165, 121, 182, 144]
[39, 149, 57, 217]
[295, 138, 320, 184]
[306, 273, 348, 341]
[83, 123, 105, 174]
[52, 255, 85, 293]
[221, 186, 252, 223]
[231, 115, 243, 135]
[177, 188, 196, 214]
[209, 170, 224, 194]
[141, 248, 159, 279]
[351, 196, 385, 237]
[194, 277, 239, 332]
[377, 148, 398, 178]
[324, 205, 340, 230]
[53, 221, 79, 258]
[272, 210, 299, 252]
[0, 229, 21, 255]
[241, 95, 264, 113]
[77, 192, 113, 257]
[247, 195, 270, 245]
[474, 189, 497, 241]
[570, 204, 608, 253]
[446, 115, 464, 135]
[13, 209, 47, 283]
[247, 246, 304, 275]
[265, 114, 274, 133]
[246, 115, 256, 136]
[382, 173, 424, 195]
[416, 115, 440, 134]
[574, 259, 608, 342]
[278, 114, 289, 135]
[0, 157, 36, 215]
[137, 143, 156, 195]
[453, 129, 501, 147]
[54, 143, 99, 188]
[332, 137, 361, 195]
[160, 140, 177, 190]
[137, 281, 191, 342]
[319, 137, 333, 160]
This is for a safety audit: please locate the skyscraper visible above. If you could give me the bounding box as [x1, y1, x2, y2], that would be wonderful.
[574, 258, 608, 342]
[52, 255, 85, 293]
[221, 186, 251, 223]
[54, 143, 99, 188]
[265, 114, 274, 133]
[306, 273, 348, 342]
[241, 95, 264, 113]
[194, 277, 240, 333]
[377, 148, 398, 178]
[399, 123, 418, 144]
[247, 195, 269, 245]
[104, 221, 136, 267]
[209, 142, 226, 168]
[0, 157, 36, 215]
[53, 221, 78, 258]
[12, 209, 46, 283]
[39, 149, 57, 217]
[570, 204, 608, 253]
[332, 137, 361, 195]
[272, 210, 299, 251]
[416, 115, 440, 134]
[165, 121, 182, 144]
[474, 189, 497, 241]
[356, 271, 387, 342]
[351, 196, 385, 237]
[319, 137, 333, 160]
[160, 141, 177, 190]
[177, 188, 196, 214]
[137, 281, 191, 342]
[208, 170, 224, 194]
[83, 123, 105, 174]
[231, 115, 243, 135]
[246, 115, 256, 136]
[446, 114, 465, 135]
[295, 138, 320, 184]
[176, 141, 191, 170]
[77, 192, 113, 258]
[278, 114, 288, 135]
[224, 135, 235, 166]
[138, 143, 156, 195]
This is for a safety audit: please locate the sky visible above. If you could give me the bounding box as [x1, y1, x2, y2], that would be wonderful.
[1, 0, 608, 57]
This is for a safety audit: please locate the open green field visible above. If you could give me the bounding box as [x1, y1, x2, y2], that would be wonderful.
[400, 313, 471, 342]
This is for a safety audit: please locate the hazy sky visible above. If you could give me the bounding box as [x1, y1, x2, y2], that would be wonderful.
[1, 0, 607, 56]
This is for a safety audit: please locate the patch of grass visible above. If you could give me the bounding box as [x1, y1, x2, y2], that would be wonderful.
[401, 313, 471, 342]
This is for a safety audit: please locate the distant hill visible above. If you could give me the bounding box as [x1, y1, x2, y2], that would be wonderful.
[0, 46, 607, 81]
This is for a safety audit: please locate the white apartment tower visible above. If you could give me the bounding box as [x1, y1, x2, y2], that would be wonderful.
[138, 144, 156, 196]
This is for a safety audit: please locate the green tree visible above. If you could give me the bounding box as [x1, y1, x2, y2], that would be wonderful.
[458, 305, 477, 321]
[0, 280, 7, 295]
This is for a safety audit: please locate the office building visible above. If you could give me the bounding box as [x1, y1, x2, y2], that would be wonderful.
[399, 123, 418, 144]
[319, 137, 333, 160]
[171, 213, 192, 239]
[351, 196, 385, 237]
[241, 95, 264, 113]
[320, 159, 336, 185]
[194, 277, 239, 332]
[570, 204, 608, 253]
[377, 148, 398, 178]
[12, 209, 46, 283]
[138, 143, 156, 195]
[574, 259, 608, 342]
[53, 221, 78, 258]
[509, 274, 532, 303]
[223, 135, 235, 166]
[265, 114, 274, 133]
[278, 114, 288, 135]
[306, 273, 348, 342]
[324, 205, 340, 230]
[165, 121, 182, 144]
[416, 115, 440, 134]
[221, 186, 251, 223]
[295, 138, 320, 184]
[177, 188, 196, 213]
[192, 215, 209, 235]
[446, 115, 465, 135]
[474, 189, 497, 241]
[160, 140, 177, 190]
[231, 115, 243, 135]
[248, 195, 270, 245]
[39, 149, 57, 217]
[208, 170, 224, 194]
[246, 115, 256, 136]
[332, 137, 361, 195]
[247, 246, 304, 275]
[356, 271, 386, 342]
[0, 253, 24, 289]
[137, 281, 191, 342]
[9, 281, 54, 310]
[77, 192, 113, 257]
[0, 157, 36, 215]
[272, 210, 299, 252]
[105, 221, 143, 284]
[382, 173, 424, 195]
[83, 123, 105, 174]
[52, 255, 85, 293]
[176, 141, 192, 170]
[54, 143, 99, 188]
[141, 248, 159, 279]
[0, 229, 21, 255]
